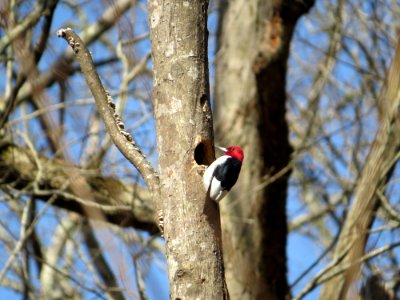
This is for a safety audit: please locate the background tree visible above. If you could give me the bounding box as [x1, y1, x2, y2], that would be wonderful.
[0, 0, 399, 299]
[214, 1, 314, 298]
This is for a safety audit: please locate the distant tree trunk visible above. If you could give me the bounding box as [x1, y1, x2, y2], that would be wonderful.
[319, 37, 400, 300]
[215, 1, 314, 299]
[148, 0, 228, 298]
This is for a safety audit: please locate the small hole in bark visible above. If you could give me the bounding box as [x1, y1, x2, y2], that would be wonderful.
[200, 94, 207, 106]
[194, 142, 206, 165]
[194, 140, 214, 166]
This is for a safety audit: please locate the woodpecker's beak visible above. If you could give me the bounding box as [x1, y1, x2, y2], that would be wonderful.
[216, 146, 227, 153]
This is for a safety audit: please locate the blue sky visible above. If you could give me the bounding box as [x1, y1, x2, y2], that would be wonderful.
[1, 0, 399, 299]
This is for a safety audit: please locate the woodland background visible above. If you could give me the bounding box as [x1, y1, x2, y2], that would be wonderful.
[0, 0, 399, 299]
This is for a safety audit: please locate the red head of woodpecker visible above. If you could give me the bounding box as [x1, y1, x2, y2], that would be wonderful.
[203, 146, 244, 202]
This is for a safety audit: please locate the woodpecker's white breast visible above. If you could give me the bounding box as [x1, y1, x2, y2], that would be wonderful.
[203, 155, 230, 202]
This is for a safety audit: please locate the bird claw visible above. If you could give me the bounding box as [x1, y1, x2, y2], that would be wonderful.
[158, 209, 164, 238]
[197, 164, 207, 176]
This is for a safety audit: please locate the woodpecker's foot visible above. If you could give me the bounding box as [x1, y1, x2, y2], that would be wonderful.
[158, 209, 164, 238]
[196, 164, 207, 176]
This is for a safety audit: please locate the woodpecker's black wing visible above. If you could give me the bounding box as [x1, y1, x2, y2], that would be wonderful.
[213, 157, 242, 191]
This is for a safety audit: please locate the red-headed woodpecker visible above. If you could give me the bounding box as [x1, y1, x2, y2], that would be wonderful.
[203, 146, 244, 202]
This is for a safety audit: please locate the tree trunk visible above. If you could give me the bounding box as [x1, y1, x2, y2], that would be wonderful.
[215, 1, 314, 299]
[148, 0, 228, 298]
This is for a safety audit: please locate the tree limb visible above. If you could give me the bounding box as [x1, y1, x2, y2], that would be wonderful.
[0, 142, 158, 232]
[56, 28, 159, 194]
[5, 0, 134, 106]
[82, 221, 126, 300]
[319, 37, 400, 300]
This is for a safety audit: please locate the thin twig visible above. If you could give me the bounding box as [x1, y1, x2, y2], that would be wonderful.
[294, 240, 400, 300]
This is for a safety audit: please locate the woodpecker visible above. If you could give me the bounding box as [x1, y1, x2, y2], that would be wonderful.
[203, 146, 244, 202]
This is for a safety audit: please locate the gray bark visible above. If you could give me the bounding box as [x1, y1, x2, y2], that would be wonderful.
[148, 0, 228, 298]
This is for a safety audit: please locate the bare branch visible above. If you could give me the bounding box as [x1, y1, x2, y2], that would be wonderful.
[0, 194, 56, 284]
[40, 216, 80, 297]
[82, 221, 126, 300]
[0, 143, 158, 232]
[0, 0, 55, 54]
[8, 0, 134, 105]
[56, 28, 159, 194]
[377, 188, 400, 223]
[319, 37, 400, 300]
[295, 241, 400, 300]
